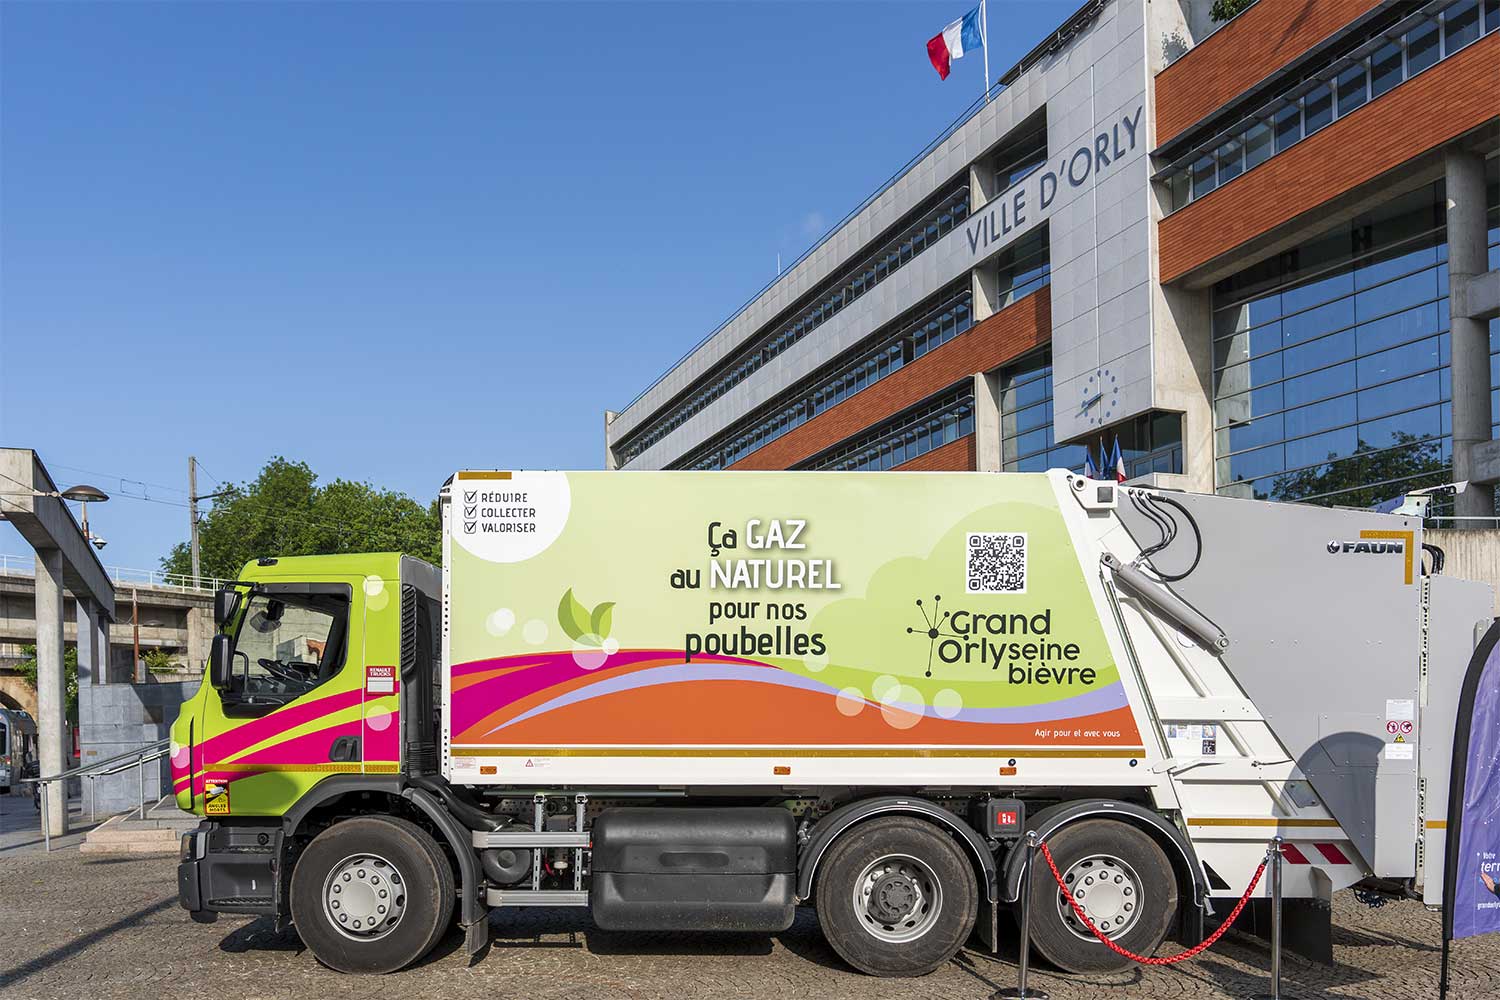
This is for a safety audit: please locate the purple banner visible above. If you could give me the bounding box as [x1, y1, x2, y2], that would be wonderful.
[1453, 639, 1500, 940]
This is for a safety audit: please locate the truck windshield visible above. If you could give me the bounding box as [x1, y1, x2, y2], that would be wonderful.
[223, 589, 349, 715]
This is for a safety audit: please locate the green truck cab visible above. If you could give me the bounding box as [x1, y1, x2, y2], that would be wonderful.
[172, 552, 456, 968]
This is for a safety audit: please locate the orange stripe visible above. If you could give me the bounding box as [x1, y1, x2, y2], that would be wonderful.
[471, 679, 1142, 747]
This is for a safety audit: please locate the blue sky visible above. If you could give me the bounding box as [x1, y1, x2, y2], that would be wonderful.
[1, 1, 1067, 572]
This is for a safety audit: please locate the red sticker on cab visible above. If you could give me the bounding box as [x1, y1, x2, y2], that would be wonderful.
[366, 665, 395, 694]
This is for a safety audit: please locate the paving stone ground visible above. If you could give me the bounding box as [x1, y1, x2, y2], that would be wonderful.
[4, 818, 1500, 1000]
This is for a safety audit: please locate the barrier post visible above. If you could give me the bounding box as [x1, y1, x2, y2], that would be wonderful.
[40, 786, 51, 853]
[1253, 836, 1294, 1000]
[993, 831, 1049, 1000]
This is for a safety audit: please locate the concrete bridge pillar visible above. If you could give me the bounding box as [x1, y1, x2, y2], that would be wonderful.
[75, 597, 110, 686]
[35, 547, 67, 836]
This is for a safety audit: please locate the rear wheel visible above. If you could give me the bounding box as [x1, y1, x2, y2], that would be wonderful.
[815, 816, 978, 976]
[1024, 819, 1177, 974]
[289, 815, 454, 974]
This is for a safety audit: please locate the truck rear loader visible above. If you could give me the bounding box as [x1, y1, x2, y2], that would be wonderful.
[170, 469, 1496, 976]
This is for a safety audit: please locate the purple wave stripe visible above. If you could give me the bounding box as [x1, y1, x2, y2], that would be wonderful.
[449, 649, 771, 736]
[473, 661, 1130, 740]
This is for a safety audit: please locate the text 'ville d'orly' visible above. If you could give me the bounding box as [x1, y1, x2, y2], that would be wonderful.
[966, 105, 1143, 256]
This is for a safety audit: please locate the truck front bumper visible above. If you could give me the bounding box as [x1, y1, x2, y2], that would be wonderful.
[177, 820, 280, 922]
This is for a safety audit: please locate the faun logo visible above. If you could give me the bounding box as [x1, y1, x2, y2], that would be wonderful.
[1327, 539, 1405, 555]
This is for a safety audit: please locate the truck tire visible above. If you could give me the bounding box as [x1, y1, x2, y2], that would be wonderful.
[1024, 818, 1177, 974]
[814, 815, 978, 976]
[289, 815, 455, 974]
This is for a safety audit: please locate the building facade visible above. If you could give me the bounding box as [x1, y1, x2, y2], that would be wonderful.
[606, 0, 1500, 522]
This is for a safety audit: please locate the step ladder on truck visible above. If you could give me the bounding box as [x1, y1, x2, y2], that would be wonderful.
[168, 469, 1495, 977]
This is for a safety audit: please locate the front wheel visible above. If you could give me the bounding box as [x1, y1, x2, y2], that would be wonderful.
[815, 816, 978, 976]
[289, 815, 455, 974]
[1023, 818, 1178, 974]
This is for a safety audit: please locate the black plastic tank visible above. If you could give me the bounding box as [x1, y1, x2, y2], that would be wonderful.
[589, 807, 797, 932]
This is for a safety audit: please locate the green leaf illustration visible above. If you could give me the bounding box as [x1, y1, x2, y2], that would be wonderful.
[590, 602, 615, 639]
[557, 589, 593, 643]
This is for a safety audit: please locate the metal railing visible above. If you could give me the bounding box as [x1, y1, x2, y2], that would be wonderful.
[23, 738, 171, 852]
[0, 553, 225, 593]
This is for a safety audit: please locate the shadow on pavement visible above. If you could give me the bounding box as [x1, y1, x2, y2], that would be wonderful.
[0, 895, 176, 990]
[1165, 948, 1384, 1000]
[218, 916, 301, 955]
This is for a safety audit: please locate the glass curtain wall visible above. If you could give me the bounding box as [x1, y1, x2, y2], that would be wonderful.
[1212, 169, 1500, 508]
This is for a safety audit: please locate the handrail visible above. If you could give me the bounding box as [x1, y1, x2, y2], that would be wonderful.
[26, 738, 170, 784]
[23, 738, 173, 852]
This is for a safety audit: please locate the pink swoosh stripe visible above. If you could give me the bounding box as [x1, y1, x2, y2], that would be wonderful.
[196, 687, 364, 764]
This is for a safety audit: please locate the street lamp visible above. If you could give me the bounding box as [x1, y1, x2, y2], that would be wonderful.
[59, 484, 109, 543]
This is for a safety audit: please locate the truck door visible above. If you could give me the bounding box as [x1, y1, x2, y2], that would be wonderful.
[196, 581, 363, 816]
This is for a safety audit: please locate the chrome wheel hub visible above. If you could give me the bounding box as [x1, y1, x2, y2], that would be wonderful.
[323, 852, 407, 941]
[854, 854, 943, 943]
[1056, 854, 1142, 941]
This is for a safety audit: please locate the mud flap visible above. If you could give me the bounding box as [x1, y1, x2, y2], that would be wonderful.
[464, 916, 490, 960]
[975, 897, 999, 953]
[1238, 896, 1333, 965]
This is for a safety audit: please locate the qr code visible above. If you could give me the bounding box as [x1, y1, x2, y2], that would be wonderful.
[966, 532, 1027, 594]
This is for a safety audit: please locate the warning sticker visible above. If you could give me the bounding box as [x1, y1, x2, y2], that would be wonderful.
[366, 665, 395, 695]
[1386, 699, 1416, 722]
[204, 784, 229, 816]
[1385, 743, 1415, 760]
[1164, 724, 1218, 759]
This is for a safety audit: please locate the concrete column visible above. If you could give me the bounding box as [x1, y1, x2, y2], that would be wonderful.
[35, 547, 68, 837]
[186, 605, 210, 671]
[603, 411, 621, 471]
[973, 371, 1003, 472]
[1446, 148, 1497, 526]
[75, 598, 97, 686]
[972, 266, 999, 323]
[969, 161, 999, 213]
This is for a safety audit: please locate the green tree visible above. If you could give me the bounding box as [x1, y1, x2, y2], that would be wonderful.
[16, 644, 80, 722]
[143, 649, 181, 674]
[1210, 0, 1256, 21]
[161, 457, 441, 580]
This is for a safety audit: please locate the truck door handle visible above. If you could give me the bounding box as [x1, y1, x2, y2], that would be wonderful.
[329, 736, 361, 762]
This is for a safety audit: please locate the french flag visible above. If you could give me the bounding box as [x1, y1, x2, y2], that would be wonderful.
[1109, 436, 1128, 483]
[927, 6, 983, 81]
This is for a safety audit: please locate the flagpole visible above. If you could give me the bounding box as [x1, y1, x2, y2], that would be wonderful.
[981, 0, 991, 103]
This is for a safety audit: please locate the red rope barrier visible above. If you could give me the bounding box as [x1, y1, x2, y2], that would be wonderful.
[1037, 840, 1268, 966]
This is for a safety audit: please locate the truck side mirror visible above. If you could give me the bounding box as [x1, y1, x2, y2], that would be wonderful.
[213, 589, 241, 628]
[209, 634, 234, 690]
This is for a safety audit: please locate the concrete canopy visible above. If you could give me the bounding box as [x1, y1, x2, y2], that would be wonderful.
[0, 448, 115, 619]
[1, 448, 118, 836]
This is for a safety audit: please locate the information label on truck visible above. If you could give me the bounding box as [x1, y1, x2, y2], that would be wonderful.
[446, 470, 1143, 770]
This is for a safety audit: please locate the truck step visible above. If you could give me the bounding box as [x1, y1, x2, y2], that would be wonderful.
[471, 830, 590, 848]
[485, 889, 589, 907]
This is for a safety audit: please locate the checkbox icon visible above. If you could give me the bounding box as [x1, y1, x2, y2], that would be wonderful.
[464, 490, 477, 503]
[464, 520, 477, 534]
[464, 504, 477, 518]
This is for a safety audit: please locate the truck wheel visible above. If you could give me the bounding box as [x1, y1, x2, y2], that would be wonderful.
[815, 816, 978, 976]
[1024, 819, 1177, 974]
[290, 815, 455, 974]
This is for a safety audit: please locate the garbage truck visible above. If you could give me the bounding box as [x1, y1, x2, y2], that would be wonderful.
[170, 469, 1496, 977]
